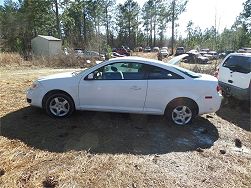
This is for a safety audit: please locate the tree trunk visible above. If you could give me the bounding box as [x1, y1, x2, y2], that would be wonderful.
[83, 9, 87, 45]
[105, 6, 109, 46]
[55, 0, 61, 38]
[171, 0, 175, 55]
[150, 17, 153, 46]
[153, 17, 156, 47]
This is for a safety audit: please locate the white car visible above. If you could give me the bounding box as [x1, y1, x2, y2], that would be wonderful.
[218, 53, 251, 101]
[153, 47, 160, 52]
[159, 49, 169, 57]
[27, 56, 222, 125]
[75, 50, 105, 61]
[208, 51, 218, 59]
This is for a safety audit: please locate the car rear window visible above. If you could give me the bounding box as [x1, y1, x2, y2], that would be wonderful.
[223, 55, 251, 73]
[173, 66, 201, 78]
[147, 66, 184, 80]
[177, 47, 184, 50]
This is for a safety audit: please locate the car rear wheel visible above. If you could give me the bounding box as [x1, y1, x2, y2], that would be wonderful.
[45, 93, 75, 118]
[166, 99, 197, 126]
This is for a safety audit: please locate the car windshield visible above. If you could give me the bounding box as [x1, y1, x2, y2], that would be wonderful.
[72, 62, 104, 75]
[173, 66, 201, 78]
[177, 47, 184, 50]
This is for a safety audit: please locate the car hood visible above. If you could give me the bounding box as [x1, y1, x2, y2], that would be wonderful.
[168, 54, 188, 65]
[204, 54, 213, 57]
[38, 72, 76, 81]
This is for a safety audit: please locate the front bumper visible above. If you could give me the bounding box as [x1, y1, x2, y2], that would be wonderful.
[26, 87, 45, 108]
[219, 81, 250, 101]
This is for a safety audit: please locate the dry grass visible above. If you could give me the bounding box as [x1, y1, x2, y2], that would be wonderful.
[1, 52, 219, 75]
[31, 54, 97, 68]
[0, 52, 96, 69]
[0, 52, 27, 67]
[132, 52, 220, 75]
[179, 60, 220, 75]
[133, 52, 159, 60]
[0, 53, 251, 187]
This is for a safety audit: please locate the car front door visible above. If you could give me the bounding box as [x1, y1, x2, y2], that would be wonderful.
[78, 62, 148, 113]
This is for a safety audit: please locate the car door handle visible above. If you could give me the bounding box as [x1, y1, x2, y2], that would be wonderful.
[228, 80, 233, 83]
[130, 86, 141, 90]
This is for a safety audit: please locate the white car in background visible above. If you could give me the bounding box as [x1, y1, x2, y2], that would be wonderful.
[27, 56, 222, 125]
[159, 49, 169, 57]
[208, 51, 219, 59]
[218, 53, 251, 101]
[74, 50, 105, 61]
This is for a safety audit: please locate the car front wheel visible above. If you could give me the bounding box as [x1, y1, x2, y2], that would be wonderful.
[45, 93, 75, 118]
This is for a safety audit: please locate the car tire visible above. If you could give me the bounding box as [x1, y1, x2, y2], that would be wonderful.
[166, 99, 197, 126]
[45, 93, 75, 118]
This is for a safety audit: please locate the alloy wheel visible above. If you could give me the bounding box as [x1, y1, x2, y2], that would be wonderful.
[49, 97, 70, 117]
[171, 105, 192, 125]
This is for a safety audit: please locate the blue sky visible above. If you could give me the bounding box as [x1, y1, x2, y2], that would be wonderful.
[1, 0, 245, 37]
[118, 0, 245, 37]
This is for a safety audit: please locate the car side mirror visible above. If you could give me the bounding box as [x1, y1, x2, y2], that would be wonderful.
[87, 73, 94, 79]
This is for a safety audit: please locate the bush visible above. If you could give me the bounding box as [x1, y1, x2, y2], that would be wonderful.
[0, 52, 24, 67]
[180, 60, 220, 76]
[0, 52, 97, 68]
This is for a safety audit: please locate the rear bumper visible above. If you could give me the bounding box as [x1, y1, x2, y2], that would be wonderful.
[219, 81, 250, 101]
[197, 93, 222, 115]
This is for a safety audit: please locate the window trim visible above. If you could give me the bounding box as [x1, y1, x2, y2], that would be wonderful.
[84, 62, 148, 80]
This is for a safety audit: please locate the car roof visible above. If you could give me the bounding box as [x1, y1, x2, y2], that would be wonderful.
[107, 55, 187, 66]
[228, 53, 251, 57]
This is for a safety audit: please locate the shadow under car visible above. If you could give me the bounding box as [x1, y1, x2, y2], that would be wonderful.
[1, 106, 219, 154]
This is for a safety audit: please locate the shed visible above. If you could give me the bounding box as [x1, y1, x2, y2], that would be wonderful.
[31, 35, 62, 56]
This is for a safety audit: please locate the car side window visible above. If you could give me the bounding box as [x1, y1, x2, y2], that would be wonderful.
[85, 62, 147, 80]
[147, 65, 184, 79]
[223, 56, 251, 73]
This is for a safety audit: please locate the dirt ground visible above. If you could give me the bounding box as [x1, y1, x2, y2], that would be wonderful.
[0, 58, 251, 187]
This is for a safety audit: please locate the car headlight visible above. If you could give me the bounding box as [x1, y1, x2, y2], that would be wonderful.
[30, 81, 40, 89]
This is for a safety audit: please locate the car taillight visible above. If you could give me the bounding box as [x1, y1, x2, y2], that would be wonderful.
[217, 85, 222, 94]
[214, 67, 219, 78]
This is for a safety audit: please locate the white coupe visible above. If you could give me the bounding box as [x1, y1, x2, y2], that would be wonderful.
[27, 56, 222, 125]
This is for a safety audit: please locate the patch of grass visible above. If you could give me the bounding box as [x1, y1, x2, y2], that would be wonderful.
[0, 168, 5, 176]
[0, 52, 97, 69]
[42, 176, 58, 188]
[179, 60, 220, 75]
[0, 52, 25, 67]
